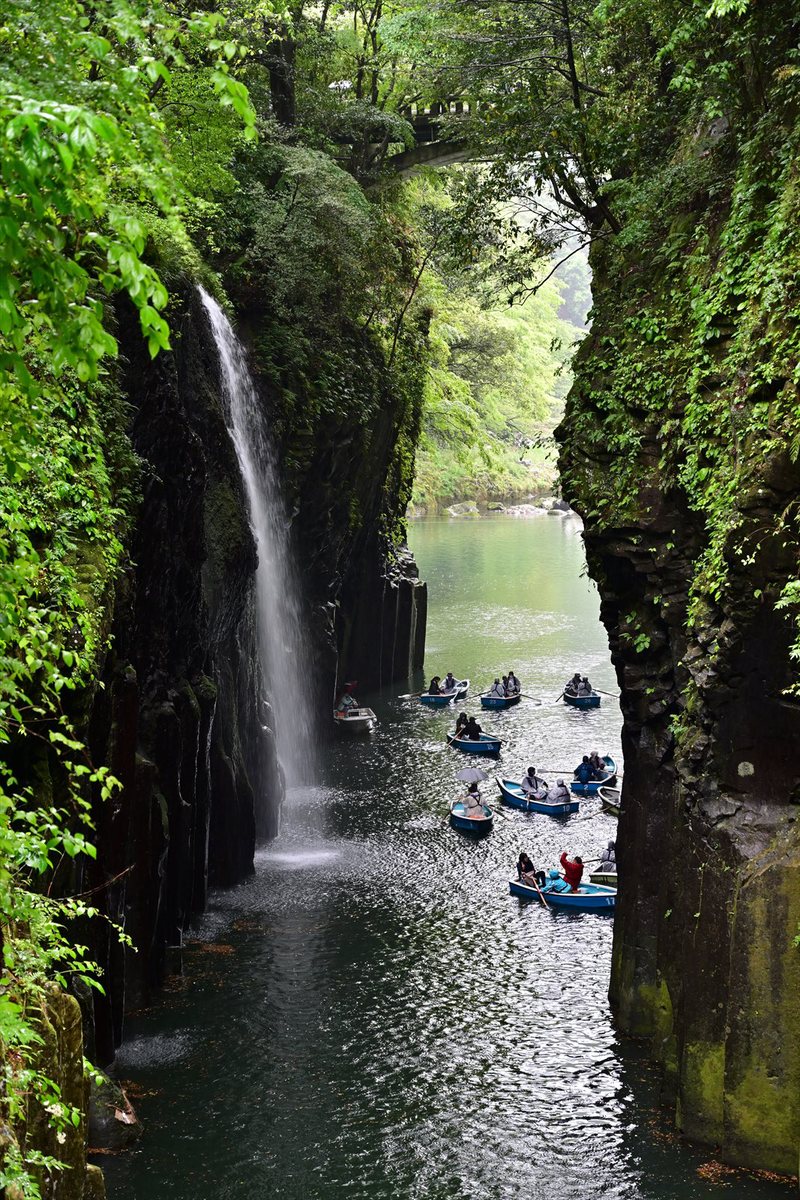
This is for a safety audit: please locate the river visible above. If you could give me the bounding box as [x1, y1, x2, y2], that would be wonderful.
[102, 515, 790, 1199]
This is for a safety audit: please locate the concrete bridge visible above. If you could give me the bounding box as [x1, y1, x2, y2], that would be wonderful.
[388, 99, 476, 174]
[332, 96, 478, 175]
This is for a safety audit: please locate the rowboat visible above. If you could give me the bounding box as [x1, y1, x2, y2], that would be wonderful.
[420, 679, 469, 707]
[449, 799, 494, 834]
[447, 731, 502, 755]
[480, 692, 522, 710]
[333, 706, 377, 734]
[496, 777, 578, 816]
[508, 878, 616, 911]
[569, 754, 617, 796]
[564, 689, 601, 709]
[599, 785, 622, 816]
[589, 869, 618, 887]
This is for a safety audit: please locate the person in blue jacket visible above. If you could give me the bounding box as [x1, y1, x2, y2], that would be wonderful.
[574, 755, 599, 785]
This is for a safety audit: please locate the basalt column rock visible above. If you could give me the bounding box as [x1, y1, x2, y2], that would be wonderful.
[560, 309, 800, 1174]
[338, 539, 427, 690]
[86, 286, 283, 1061]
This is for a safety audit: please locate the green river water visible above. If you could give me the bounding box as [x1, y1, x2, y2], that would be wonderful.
[102, 515, 791, 1200]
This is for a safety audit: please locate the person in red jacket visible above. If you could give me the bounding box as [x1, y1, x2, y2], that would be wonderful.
[560, 851, 584, 892]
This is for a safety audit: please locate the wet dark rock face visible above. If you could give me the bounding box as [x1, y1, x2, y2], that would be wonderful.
[560, 346, 800, 1174]
[85, 289, 282, 1063]
[82, 286, 425, 1064]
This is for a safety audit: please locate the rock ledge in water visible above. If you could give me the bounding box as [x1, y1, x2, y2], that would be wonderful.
[88, 1071, 143, 1151]
[504, 503, 548, 518]
[446, 501, 480, 518]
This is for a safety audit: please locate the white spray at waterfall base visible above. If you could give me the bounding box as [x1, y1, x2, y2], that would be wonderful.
[199, 287, 318, 793]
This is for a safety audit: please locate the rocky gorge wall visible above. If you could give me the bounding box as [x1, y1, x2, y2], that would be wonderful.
[6, 269, 427, 1193]
[558, 7, 800, 1173]
[80, 276, 426, 1068]
[80, 286, 282, 1070]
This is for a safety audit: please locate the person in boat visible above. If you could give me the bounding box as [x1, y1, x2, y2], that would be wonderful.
[463, 715, 483, 741]
[428, 676, 441, 695]
[335, 683, 359, 714]
[521, 766, 548, 799]
[565, 672, 582, 696]
[548, 778, 570, 803]
[455, 711, 469, 736]
[560, 851, 584, 892]
[488, 678, 505, 698]
[544, 867, 570, 894]
[589, 749, 605, 774]
[501, 674, 511, 695]
[443, 671, 457, 693]
[574, 755, 599, 785]
[517, 852, 546, 889]
[599, 840, 617, 872]
[507, 670, 520, 694]
[463, 781, 483, 815]
[578, 675, 593, 696]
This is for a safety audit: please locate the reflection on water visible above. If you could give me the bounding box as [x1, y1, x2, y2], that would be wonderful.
[103, 517, 790, 1200]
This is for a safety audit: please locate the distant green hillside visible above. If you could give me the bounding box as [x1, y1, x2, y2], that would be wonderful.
[411, 246, 590, 511]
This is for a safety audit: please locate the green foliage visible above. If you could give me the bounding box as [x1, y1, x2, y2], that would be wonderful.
[0, 1, 262, 1191]
[554, 0, 800, 693]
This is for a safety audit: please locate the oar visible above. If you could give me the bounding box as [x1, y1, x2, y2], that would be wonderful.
[398, 690, 423, 700]
[551, 691, 564, 705]
[596, 688, 620, 698]
[519, 694, 542, 704]
[532, 876, 549, 907]
[487, 802, 511, 821]
[522, 872, 548, 908]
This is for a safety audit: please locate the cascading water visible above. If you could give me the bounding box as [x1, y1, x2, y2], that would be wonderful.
[199, 287, 317, 793]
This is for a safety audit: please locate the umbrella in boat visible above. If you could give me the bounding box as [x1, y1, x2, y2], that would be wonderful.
[456, 766, 490, 784]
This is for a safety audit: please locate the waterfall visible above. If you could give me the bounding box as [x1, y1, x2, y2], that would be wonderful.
[199, 287, 316, 791]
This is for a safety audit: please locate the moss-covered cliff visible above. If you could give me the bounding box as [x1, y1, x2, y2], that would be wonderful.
[558, 0, 800, 1173]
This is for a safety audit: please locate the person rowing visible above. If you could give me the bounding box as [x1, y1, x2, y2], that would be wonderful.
[455, 711, 469, 736]
[463, 715, 483, 741]
[428, 675, 441, 695]
[574, 755, 599, 785]
[506, 670, 520, 695]
[335, 682, 359, 714]
[520, 766, 548, 800]
[565, 672, 582, 696]
[517, 852, 546, 889]
[599, 840, 617, 872]
[443, 671, 457, 693]
[488, 678, 505, 698]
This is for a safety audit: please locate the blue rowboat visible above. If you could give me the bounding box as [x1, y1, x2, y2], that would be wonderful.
[447, 731, 502, 755]
[480, 692, 521, 710]
[564, 690, 601, 709]
[496, 777, 578, 816]
[569, 755, 617, 796]
[508, 878, 616, 911]
[420, 679, 469, 707]
[449, 799, 494, 834]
